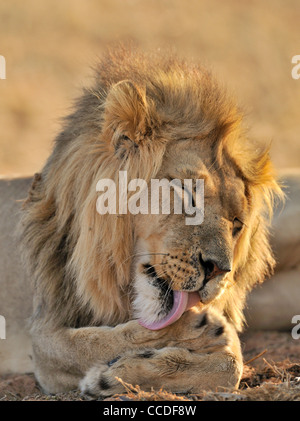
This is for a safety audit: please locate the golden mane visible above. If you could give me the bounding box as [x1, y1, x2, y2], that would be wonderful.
[20, 47, 283, 331]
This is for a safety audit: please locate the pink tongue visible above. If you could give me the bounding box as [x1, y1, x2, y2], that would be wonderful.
[139, 291, 200, 331]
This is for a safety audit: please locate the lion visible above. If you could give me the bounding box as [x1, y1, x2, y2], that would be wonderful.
[0, 48, 289, 397]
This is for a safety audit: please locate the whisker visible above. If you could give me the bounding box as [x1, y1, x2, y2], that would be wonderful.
[121, 252, 169, 265]
[160, 266, 181, 308]
[151, 267, 168, 280]
[151, 268, 173, 309]
[142, 263, 168, 272]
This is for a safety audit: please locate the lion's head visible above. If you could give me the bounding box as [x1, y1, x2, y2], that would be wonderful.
[132, 139, 248, 329]
[21, 48, 283, 333]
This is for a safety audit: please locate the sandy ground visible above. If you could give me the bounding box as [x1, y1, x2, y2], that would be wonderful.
[1, 330, 299, 401]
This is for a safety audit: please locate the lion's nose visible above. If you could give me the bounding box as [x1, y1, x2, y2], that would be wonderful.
[199, 255, 231, 281]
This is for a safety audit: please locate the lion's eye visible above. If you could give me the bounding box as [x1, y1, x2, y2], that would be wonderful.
[232, 218, 244, 236]
[181, 184, 196, 208]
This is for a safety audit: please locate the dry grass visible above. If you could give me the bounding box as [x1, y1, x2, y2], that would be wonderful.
[0, 0, 299, 175]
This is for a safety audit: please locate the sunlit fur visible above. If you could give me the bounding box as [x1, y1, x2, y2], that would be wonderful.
[20, 47, 283, 333]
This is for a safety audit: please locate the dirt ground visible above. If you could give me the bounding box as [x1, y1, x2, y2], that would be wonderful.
[1, 330, 299, 401]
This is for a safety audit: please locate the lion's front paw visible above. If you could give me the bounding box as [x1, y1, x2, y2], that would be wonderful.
[79, 309, 240, 398]
[80, 362, 125, 399]
[80, 347, 193, 398]
[165, 307, 230, 352]
[80, 350, 160, 399]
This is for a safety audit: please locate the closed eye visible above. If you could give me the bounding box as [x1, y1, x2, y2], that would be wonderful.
[166, 176, 196, 208]
[182, 183, 196, 208]
[232, 218, 244, 236]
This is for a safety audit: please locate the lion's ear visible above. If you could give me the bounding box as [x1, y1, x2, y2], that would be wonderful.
[104, 80, 151, 151]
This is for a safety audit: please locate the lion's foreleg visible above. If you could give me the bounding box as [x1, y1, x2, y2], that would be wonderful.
[31, 320, 170, 393]
[80, 308, 243, 398]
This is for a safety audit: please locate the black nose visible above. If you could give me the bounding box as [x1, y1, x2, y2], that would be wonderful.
[199, 254, 231, 281]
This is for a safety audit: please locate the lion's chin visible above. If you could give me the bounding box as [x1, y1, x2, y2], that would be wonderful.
[134, 284, 200, 330]
[198, 276, 229, 304]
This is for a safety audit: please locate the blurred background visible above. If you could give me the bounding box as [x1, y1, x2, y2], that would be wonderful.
[0, 0, 299, 176]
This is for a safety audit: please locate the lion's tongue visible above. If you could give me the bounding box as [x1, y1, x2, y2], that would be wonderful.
[139, 291, 200, 331]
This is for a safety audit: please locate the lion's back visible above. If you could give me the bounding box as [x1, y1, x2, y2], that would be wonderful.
[246, 169, 300, 330]
[0, 177, 33, 374]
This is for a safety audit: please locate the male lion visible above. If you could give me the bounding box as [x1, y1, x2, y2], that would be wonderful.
[1, 49, 285, 397]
